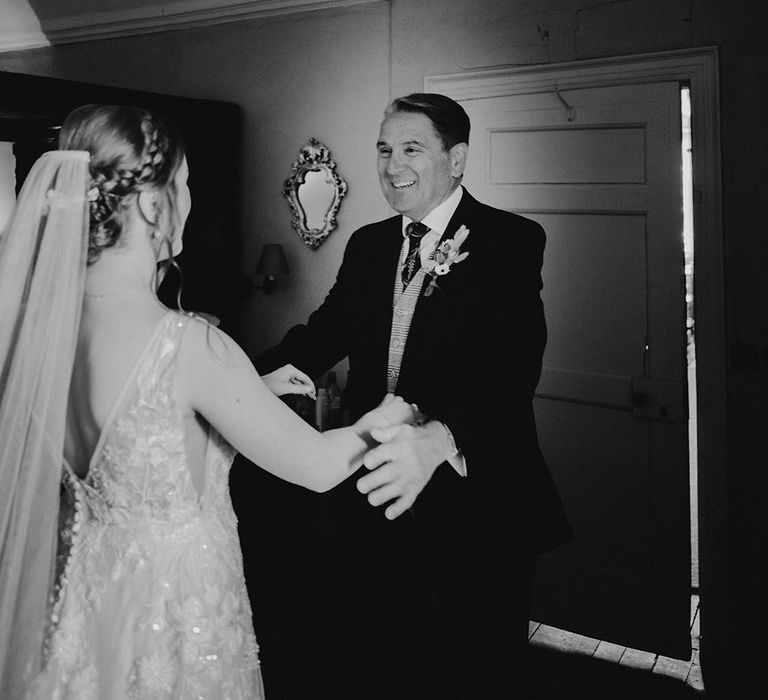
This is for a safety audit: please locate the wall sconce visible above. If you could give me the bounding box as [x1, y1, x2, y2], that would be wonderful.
[246, 243, 289, 295]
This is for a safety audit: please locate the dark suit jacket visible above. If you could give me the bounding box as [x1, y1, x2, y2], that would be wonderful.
[256, 187, 571, 567]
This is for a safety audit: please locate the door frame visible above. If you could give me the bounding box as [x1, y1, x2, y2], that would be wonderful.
[426, 46, 727, 669]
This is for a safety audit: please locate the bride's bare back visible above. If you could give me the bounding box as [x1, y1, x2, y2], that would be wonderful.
[66, 301, 166, 474]
[66, 299, 208, 499]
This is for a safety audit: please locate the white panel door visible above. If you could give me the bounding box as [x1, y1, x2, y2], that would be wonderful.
[462, 81, 691, 658]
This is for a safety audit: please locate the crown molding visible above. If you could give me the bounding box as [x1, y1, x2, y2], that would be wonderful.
[0, 0, 380, 52]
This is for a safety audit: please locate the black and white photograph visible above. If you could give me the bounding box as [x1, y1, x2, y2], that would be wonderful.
[0, 2, 764, 698]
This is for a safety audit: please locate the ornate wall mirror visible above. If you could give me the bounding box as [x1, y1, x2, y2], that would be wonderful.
[282, 138, 347, 249]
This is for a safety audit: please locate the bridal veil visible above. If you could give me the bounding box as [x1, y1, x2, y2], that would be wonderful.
[0, 151, 90, 697]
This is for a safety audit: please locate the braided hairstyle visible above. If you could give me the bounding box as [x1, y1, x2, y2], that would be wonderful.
[58, 104, 186, 265]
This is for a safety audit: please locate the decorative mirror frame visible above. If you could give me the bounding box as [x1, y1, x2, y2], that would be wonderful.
[282, 138, 348, 249]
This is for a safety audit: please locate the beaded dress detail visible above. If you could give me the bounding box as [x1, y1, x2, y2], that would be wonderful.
[27, 312, 263, 700]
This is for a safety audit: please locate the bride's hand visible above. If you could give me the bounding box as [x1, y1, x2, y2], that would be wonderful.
[261, 364, 316, 399]
[360, 394, 417, 432]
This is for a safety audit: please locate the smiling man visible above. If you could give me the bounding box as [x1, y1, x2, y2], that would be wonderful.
[255, 93, 571, 699]
[376, 104, 467, 222]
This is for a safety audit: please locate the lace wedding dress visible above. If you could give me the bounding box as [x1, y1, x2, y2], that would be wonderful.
[26, 311, 264, 699]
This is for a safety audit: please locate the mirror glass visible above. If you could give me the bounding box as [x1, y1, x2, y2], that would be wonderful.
[283, 139, 347, 249]
[298, 168, 335, 232]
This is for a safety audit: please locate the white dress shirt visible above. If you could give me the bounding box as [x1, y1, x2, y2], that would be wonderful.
[400, 185, 464, 267]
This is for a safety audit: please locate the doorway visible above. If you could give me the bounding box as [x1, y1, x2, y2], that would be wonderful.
[425, 48, 726, 668]
[527, 83, 703, 694]
[681, 86, 698, 594]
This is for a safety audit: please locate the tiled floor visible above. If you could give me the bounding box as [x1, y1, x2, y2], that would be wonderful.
[526, 594, 704, 699]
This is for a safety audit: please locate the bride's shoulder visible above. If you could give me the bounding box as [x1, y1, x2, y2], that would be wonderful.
[173, 311, 255, 411]
[174, 311, 249, 371]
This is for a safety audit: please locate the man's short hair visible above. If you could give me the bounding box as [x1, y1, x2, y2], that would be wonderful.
[385, 93, 470, 151]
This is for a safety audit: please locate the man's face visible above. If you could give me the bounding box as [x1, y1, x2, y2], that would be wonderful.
[376, 111, 465, 222]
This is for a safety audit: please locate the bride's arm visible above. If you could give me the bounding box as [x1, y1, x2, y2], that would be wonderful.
[175, 319, 411, 493]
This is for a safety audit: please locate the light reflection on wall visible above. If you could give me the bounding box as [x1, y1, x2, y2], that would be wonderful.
[0, 0, 48, 52]
[0, 142, 16, 232]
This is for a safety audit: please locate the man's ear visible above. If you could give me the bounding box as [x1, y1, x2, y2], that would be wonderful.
[449, 143, 469, 178]
[137, 190, 157, 225]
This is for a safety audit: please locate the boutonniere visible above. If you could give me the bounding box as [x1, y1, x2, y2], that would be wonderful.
[422, 225, 470, 297]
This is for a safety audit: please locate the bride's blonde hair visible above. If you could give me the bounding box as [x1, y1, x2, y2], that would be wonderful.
[58, 104, 186, 265]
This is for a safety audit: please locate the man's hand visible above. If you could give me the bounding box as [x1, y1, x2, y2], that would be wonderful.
[357, 420, 453, 520]
[359, 393, 417, 432]
[261, 364, 316, 399]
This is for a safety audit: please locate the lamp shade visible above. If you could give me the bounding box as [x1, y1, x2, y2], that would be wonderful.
[254, 244, 289, 277]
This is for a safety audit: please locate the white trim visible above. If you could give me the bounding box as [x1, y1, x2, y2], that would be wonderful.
[426, 48, 719, 100]
[426, 47, 728, 667]
[0, 0, 379, 52]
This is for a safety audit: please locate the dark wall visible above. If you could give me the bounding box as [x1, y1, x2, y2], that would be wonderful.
[0, 70, 244, 335]
[716, 7, 768, 699]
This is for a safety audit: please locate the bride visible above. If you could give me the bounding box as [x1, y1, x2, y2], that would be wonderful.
[0, 104, 414, 699]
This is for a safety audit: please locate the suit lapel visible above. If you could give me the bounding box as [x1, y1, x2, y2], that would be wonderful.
[398, 189, 476, 391]
[414, 186, 476, 297]
[371, 217, 404, 299]
[440, 186, 474, 244]
[368, 218, 404, 379]
[412, 186, 476, 298]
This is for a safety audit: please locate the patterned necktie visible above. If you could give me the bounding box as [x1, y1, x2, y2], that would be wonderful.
[401, 221, 430, 290]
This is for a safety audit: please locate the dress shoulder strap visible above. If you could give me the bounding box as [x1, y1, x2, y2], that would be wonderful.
[134, 311, 192, 397]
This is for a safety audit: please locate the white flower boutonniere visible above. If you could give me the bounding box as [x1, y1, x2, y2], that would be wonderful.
[422, 225, 470, 297]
